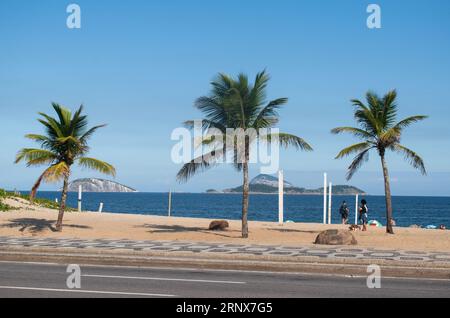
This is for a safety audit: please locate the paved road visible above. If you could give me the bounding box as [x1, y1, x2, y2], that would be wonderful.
[0, 261, 448, 298]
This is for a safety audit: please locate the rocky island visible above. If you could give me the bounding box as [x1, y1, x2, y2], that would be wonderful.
[68, 178, 137, 193]
[209, 174, 365, 195]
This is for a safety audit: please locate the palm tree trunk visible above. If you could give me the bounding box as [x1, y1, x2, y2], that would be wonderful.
[241, 161, 249, 238]
[30, 172, 45, 203]
[241, 139, 250, 238]
[55, 171, 70, 232]
[380, 155, 394, 234]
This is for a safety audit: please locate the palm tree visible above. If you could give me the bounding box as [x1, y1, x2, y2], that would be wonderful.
[15, 103, 116, 231]
[177, 70, 313, 238]
[332, 90, 427, 234]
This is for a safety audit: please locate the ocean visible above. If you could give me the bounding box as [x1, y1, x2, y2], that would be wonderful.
[31, 192, 450, 228]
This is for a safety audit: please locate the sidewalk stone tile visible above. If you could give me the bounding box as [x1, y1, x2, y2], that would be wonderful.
[0, 235, 448, 264]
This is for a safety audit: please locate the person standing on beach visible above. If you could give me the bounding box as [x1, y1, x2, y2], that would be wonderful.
[339, 201, 349, 224]
[359, 199, 369, 231]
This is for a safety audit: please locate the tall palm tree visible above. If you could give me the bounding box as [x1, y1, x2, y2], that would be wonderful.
[332, 90, 427, 234]
[15, 103, 116, 231]
[177, 70, 313, 238]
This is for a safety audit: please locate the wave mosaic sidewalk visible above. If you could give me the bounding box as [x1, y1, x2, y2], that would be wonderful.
[1, 236, 449, 264]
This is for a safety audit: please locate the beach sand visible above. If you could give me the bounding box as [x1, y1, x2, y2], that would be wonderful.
[0, 197, 449, 252]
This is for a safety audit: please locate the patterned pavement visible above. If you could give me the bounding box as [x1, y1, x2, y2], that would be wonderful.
[0, 236, 449, 264]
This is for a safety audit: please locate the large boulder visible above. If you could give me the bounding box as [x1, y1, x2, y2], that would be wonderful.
[208, 220, 229, 231]
[314, 229, 357, 245]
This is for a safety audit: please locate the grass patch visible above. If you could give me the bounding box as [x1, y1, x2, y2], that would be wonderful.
[0, 201, 15, 212]
[0, 189, 9, 199]
[0, 189, 16, 211]
[0, 188, 75, 211]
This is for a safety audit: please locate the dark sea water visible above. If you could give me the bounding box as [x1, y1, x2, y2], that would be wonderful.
[32, 192, 450, 228]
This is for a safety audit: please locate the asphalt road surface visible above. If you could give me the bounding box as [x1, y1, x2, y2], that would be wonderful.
[0, 261, 448, 298]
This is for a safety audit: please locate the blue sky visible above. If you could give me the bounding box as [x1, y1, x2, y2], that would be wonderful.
[1, 0, 449, 195]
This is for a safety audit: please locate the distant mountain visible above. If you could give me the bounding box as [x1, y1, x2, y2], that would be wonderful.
[68, 178, 137, 193]
[206, 189, 221, 193]
[222, 174, 365, 195]
[247, 174, 295, 188]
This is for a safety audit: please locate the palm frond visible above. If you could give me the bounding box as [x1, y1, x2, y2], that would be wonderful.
[183, 119, 226, 133]
[78, 157, 116, 176]
[194, 96, 228, 127]
[391, 144, 426, 175]
[335, 90, 427, 183]
[335, 143, 374, 159]
[365, 91, 381, 114]
[69, 105, 88, 137]
[56, 136, 83, 146]
[25, 134, 51, 143]
[211, 73, 234, 98]
[41, 162, 70, 183]
[177, 70, 305, 184]
[25, 134, 54, 150]
[262, 133, 313, 151]
[194, 132, 225, 151]
[381, 90, 398, 128]
[393, 115, 428, 131]
[176, 150, 224, 183]
[379, 127, 401, 146]
[248, 70, 269, 108]
[15, 149, 57, 166]
[346, 148, 371, 180]
[252, 98, 287, 128]
[79, 124, 107, 142]
[352, 99, 381, 136]
[51, 103, 72, 128]
[37, 113, 64, 138]
[331, 127, 375, 139]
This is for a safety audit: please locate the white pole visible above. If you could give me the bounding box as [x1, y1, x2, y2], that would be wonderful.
[355, 194, 359, 225]
[323, 173, 327, 224]
[55, 198, 58, 203]
[98, 202, 103, 213]
[78, 185, 82, 212]
[328, 182, 332, 224]
[278, 170, 284, 225]
[168, 190, 172, 217]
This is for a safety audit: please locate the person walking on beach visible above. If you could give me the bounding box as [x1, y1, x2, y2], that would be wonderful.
[339, 201, 349, 224]
[359, 199, 369, 231]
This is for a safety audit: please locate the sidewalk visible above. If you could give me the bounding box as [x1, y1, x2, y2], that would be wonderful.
[1, 235, 449, 263]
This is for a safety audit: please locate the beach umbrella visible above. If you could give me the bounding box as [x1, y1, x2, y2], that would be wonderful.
[368, 220, 383, 227]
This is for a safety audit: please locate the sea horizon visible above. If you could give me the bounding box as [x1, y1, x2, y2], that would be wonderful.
[23, 191, 450, 229]
[13, 190, 450, 199]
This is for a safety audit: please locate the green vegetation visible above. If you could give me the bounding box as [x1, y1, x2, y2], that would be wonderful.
[0, 189, 14, 211]
[0, 202, 12, 212]
[15, 103, 115, 231]
[177, 70, 313, 238]
[0, 188, 74, 211]
[332, 90, 427, 234]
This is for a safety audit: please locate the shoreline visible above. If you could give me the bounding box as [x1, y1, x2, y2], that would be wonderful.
[0, 197, 448, 253]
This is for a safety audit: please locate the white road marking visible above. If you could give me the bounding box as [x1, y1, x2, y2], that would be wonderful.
[83, 274, 246, 284]
[0, 285, 176, 297]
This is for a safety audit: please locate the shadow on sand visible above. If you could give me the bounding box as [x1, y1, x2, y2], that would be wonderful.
[0, 218, 91, 234]
[266, 228, 319, 234]
[136, 223, 242, 239]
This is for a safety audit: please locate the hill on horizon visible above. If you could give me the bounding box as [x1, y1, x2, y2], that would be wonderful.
[68, 178, 137, 193]
[209, 174, 366, 195]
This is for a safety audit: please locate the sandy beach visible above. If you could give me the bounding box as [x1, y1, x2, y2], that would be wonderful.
[0, 197, 448, 252]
